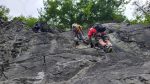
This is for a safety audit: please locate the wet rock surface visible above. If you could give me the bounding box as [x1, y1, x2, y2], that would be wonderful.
[0, 21, 150, 84]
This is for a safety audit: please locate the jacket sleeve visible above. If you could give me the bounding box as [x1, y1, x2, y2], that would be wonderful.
[88, 28, 96, 39]
[88, 29, 92, 39]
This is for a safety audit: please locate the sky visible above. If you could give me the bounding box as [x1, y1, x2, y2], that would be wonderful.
[0, 0, 147, 20]
[0, 0, 44, 18]
[124, 0, 147, 19]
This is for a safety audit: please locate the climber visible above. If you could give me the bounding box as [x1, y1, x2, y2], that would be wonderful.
[72, 23, 86, 46]
[33, 22, 41, 33]
[87, 23, 112, 52]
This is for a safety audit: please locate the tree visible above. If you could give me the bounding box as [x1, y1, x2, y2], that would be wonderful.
[132, 0, 150, 24]
[0, 5, 9, 21]
[39, 0, 127, 30]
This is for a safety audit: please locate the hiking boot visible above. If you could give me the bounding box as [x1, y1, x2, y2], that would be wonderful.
[104, 45, 112, 53]
[107, 46, 112, 53]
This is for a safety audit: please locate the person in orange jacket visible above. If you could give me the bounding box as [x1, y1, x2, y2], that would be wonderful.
[72, 23, 86, 46]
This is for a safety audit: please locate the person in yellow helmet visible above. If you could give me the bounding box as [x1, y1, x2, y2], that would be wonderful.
[72, 23, 86, 46]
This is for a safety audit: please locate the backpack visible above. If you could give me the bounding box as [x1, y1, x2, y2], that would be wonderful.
[93, 23, 106, 32]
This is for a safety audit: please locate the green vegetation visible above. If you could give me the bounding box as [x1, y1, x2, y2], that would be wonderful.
[0, 5, 38, 28]
[130, 1, 150, 25]
[39, 0, 128, 30]
[1, 0, 150, 30]
[13, 15, 26, 22]
[25, 17, 38, 28]
[0, 5, 9, 21]
[13, 16, 38, 28]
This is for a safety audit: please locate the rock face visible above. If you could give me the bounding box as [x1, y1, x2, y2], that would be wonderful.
[0, 21, 150, 84]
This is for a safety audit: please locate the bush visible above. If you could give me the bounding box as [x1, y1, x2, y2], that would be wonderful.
[13, 16, 38, 28]
[0, 5, 9, 21]
[25, 17, 38, 28]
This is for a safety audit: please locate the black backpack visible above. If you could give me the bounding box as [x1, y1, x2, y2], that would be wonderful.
[93, 23, 106, 32]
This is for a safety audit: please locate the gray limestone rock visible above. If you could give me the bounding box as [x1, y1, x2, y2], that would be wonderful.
[0, 21, 150, 84]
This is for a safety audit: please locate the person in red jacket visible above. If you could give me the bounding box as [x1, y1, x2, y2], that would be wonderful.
[88, 23, 112, 51]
